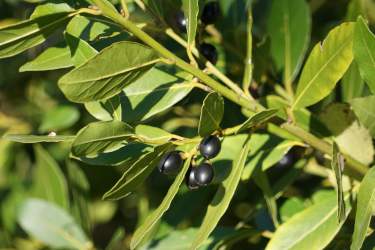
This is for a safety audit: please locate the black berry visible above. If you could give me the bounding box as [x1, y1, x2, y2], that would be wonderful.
[158, 151, 183, 175]
[199, 43, 218, 65]
[174, 11, 187, 33]
[199, 135, 221, 159]
[201, 1, 220, 24]
[276, 152, 295, 168]
[195, 163, 214, 186]
[186, 167, 200, 190]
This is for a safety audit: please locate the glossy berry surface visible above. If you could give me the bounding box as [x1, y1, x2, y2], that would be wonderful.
[195, 163, 214, 186]
[158, 151, 183, 175]
[201, 1, 220, 24]
[199, 135, 221, 159]
[199, 43, 218, 65]
[174, 11, 187, 33]
[186, 167, 200, 190]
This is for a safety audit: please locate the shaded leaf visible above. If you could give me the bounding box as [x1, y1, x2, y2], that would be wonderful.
[3, 134, 75, 143]
[237, 109, 278, 133]
[292, 22, 354, 109]
[198, 92, 224, 137]
[191, 136, 252, 249]
[18, 198, 90, 250]
[331, 142, 346, 222]
[130, 154, 193, 249]
[319, 103, 374, 165]
[268, 0, 311, 83]
[19, 45, 74, 72]
[341, 62, 364, 101]
[353, 16, 375, 94]
[71, 121, 134, 157]
[58, 41, 160, 103]
[265, 193, 352, 250]
[103, 144, 172, 200]
[85, 68, 193, 123]
[351, 166, 375, 250]
[350, 95, 375, 137]
[32, 145, 69, 210]
[135, 125, 174, 144]
[0, 12, 74, 59]
[65, 32, 98, 67]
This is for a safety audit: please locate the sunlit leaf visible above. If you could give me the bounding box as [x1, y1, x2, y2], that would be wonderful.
[331, 142, 346, 222]
[350, 95, 375, 137]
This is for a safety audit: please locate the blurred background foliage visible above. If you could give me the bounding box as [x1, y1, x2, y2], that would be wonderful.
[0, 0, 375, 249]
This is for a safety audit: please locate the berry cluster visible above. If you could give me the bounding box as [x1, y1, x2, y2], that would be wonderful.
[174, 1, 220, 65]
[158, 135, 222, 191]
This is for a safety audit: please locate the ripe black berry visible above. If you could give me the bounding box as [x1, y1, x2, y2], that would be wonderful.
[199, 135, 221, 159]
[199, 43, 218, 65]
[195, 163, 214, 186]
[174, 11, 187, 33]
[158, 151, 183, 175]
[276, 152, 295, 168]
[186, 167, 199, 190]
[201, 1, 220, 24]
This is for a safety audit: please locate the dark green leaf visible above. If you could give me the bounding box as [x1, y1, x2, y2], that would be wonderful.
[18, 198, 90, 250]
[103, 144, 172, 200]
[341, 62, 364, 101]
[65, 32, 98, 67]
[135, 125, 174, 144]
[198, 92, 224, 137]
[130, 154, 192, 249]
[71, 121, 134, 157]
[58, 41, 160, 103]
[182, 0, 199, 56]
[353, 16, 375, 94]
[268, 0, 311, 84]
[0, 12, 74, 59]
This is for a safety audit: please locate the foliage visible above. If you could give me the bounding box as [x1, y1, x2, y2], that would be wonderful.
[1, 0, 375, 249]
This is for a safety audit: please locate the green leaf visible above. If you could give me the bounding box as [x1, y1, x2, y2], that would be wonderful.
[19, 45, 74, 72]
[237, 109, 278, 133]
[280, 197, 305, 222]
[0, 12, 74, 59]
[106, 228, 125, 250]
[135, 125, 174, 144]
[353, 16, 375, 94]
[65, 32, 98, 67]
[67, 161, 91, 234]
[198, 92, 224, 137]
[2, 134, 75, 143]
[85, 68, 193, 123]
[182, 0, 199, 56]
[18, 198, 90, 250]
[341, 62, 364, 101]
[267, 0, 311, 84]
[31, 145, 69, 210]
[253, 169, 279, 228]
[130, 154, 193, 249]
[319, 103, 374, 165]
[58, 41, 160, 103]
[39, 105, 80, 133]
[350, 95, 375, 137]
[30, 3, 74, 18]
[331, 142, 346, 223]
[265, 193, 352, 250]
[351, 166, 375, 250]
[292, 22, 354, 109]
[71, 121, 134, 157]
[103, 143, 172, 200]
[191, 135, 252, 249]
